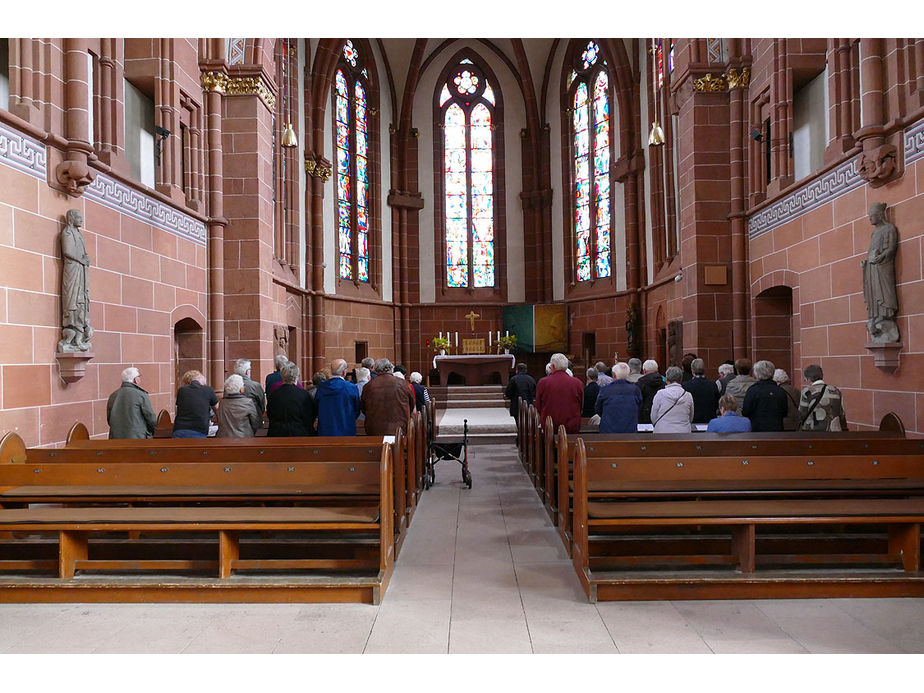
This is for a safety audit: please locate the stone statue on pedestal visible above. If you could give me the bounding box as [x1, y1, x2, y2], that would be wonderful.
[58, 209, 93, 352]
[861, 202, 900, 343]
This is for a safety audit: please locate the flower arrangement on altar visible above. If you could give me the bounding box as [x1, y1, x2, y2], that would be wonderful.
[497, 334, 517, 353]
[432, 336, 451, 353]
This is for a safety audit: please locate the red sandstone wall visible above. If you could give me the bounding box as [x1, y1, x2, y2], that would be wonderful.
[321, 299, 396, 372]
[0, 162, 208, 446]
[748, 155, 924, 435]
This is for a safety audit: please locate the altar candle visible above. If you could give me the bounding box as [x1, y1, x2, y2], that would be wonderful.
[455, 332, 458, 347]
[488, 332, 492, 346]
[497, 330, 500, 341]
[505, 330, 509, 337]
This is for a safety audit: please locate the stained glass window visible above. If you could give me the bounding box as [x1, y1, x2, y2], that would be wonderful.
[571, 40, 611, 282]
[334, 41, 372, 283]
[657, 40, 663, 88]
[439, 59, 498, 289]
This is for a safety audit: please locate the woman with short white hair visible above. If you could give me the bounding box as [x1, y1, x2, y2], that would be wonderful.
[650, 366, 694, 433]
[408, 371, 430, 412]
[216, 374, 262, 437]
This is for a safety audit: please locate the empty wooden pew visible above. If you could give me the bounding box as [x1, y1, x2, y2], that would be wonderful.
[569, 434, 924, 601]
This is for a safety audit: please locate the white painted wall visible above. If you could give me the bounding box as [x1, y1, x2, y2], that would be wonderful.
[0, 40, 9, 111]
[297, 39, 307, 289]
[639, 40, 655, 285]
[124, 78, 155, 188]
[415, 39, 526, 304]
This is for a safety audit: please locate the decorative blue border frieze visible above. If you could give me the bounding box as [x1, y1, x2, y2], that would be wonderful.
[904, 117, 924, 165]
[84, 172, 208, 247]
[0, 121, 47, 179]
[747, 157, 864, 240]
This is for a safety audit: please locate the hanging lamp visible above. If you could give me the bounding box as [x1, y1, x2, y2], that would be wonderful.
[280, 38, 298, 148]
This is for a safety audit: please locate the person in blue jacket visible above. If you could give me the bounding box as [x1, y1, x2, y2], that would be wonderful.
[595, 362, 642, 433]
[315, 358, 361, 436]
[706, 394, 752, 433]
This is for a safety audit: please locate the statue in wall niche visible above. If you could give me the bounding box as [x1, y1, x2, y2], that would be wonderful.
[57, 209, 93, 353]
[274, 325, 289, 357]
[861, 202, 900, 343]
[625, 302, 641, 357]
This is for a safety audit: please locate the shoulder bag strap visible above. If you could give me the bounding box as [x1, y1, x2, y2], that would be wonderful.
[799, 384, 827, 429]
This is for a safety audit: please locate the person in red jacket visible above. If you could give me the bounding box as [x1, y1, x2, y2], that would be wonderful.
[535, 352, 584, 434]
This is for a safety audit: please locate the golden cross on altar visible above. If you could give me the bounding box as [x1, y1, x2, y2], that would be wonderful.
[464, 310, 480, 331]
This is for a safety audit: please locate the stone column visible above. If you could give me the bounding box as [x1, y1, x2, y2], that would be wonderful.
[54, 38, 96, 196]
[856, 38, 898, 186]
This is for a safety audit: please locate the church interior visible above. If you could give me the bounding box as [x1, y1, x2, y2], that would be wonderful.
[1, 6, 924, 667]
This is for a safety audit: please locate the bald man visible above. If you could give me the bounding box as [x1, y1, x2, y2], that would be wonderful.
[315, 358, 360, 436]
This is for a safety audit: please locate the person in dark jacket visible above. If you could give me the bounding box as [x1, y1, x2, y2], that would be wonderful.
[682, 358, 720, 424]
[741, 359, 787, 432]
[636, 359, 665, 424]
[172, 370, 218, 438]
[267, 362, 317, 436]
[360, 358, 415, 437]
[107, 367, 157, 439]
[582, 368, 601, 418]
[315, 358, 360, 436]
[265, 353, 287, 393]
[595, 362, 642, 433]
[505, 363, 537, 422]
[408, 371, 430, 412]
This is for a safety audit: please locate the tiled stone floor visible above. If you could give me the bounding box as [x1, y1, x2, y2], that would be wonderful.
[2, 443, 924, 654]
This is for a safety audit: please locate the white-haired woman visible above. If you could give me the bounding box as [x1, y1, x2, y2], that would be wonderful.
[773, 368, 800, 431]
[650, 366, 694, 433]
[216, 374, 262, 438]
[408, 371, 430, 412]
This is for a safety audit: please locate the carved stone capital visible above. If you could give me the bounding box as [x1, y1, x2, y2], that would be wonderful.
[387, 190, 425, 210]
[725, 67, 751, 89]
[54, 160, 96, 196]
[857, 143, 898, 186]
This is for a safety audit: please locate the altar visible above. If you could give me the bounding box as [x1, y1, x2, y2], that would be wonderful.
[433, 354, 516, 386]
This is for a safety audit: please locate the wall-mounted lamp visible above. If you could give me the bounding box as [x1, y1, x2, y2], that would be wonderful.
[749, 128, 762, 142]
[648, 120, 665, 146]
[153, 125, 170, 165]
[281, 123, 298, 148]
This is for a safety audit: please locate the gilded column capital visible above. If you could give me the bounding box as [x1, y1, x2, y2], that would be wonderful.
[315, 164, 332, 182]
[304, 159, 317, 175]
[693, 72, 727, 92]
[201, 71, 228, 94]
[725, 67, 751, 90]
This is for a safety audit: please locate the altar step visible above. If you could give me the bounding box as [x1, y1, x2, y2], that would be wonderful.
[434, 406, 517, 446]
[428, 386, 509, 410]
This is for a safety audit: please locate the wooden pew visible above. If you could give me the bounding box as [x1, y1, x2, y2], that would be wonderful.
[0, 432, 395, 604]
[552, 425, 911, 557]
[569, 434, 924, 601]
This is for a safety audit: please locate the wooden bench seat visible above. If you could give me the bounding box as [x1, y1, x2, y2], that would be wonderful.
[568, 433, 924, 601]
[0, 433, 395, 603]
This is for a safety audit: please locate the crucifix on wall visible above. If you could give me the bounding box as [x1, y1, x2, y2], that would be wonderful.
[465, 310, 480, 331]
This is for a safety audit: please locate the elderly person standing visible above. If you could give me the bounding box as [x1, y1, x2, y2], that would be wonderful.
[650, 366, 694, 433]
[107, 367, 157, 439]
[594, 362, 613, 387]
[234, 358, 265, 423]
[265, 354, 288, 394]
[360, 358, 415, 437]
[636, 359, 665, 424]
[741, 360, 787, 432]
[172, 370, 218, 438]
[582, 368, 601, 418]
[355, 366, 371, 421]
[408, 371, 430, 412]
[267, 362, 316, 437]
[724, 358, 756, 414]
[626, 358, 643, 384]
[682, 358, 719, 424]
[535, 352, 584, 434]
[595, 362, 642, 433]
[216, 374, 261, 438]
[316, 359, 360, 436]
[716, 362, 735, 397]
[799, 364, 848, 431]
[773, 368, 801, 431]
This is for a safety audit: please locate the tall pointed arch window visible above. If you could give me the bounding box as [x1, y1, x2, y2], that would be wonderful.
[437, 58, 500, 290]
[569, 40, 611, 282]
[333, 40, 371, 283]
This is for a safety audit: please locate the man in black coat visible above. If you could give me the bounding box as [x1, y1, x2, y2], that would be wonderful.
[682, 358, 719, 424]
[636, 359, 665, 424]
[741, 359, 788, 432]
[582, 367, 601, 418]
[505, 363, 537, 424]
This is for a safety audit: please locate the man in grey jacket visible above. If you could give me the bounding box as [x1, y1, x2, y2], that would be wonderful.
[234, 358, 266, 424]
[106, 367, 157, 439]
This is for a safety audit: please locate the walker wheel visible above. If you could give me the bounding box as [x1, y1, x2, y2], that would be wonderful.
[463, 469, 472, 489]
